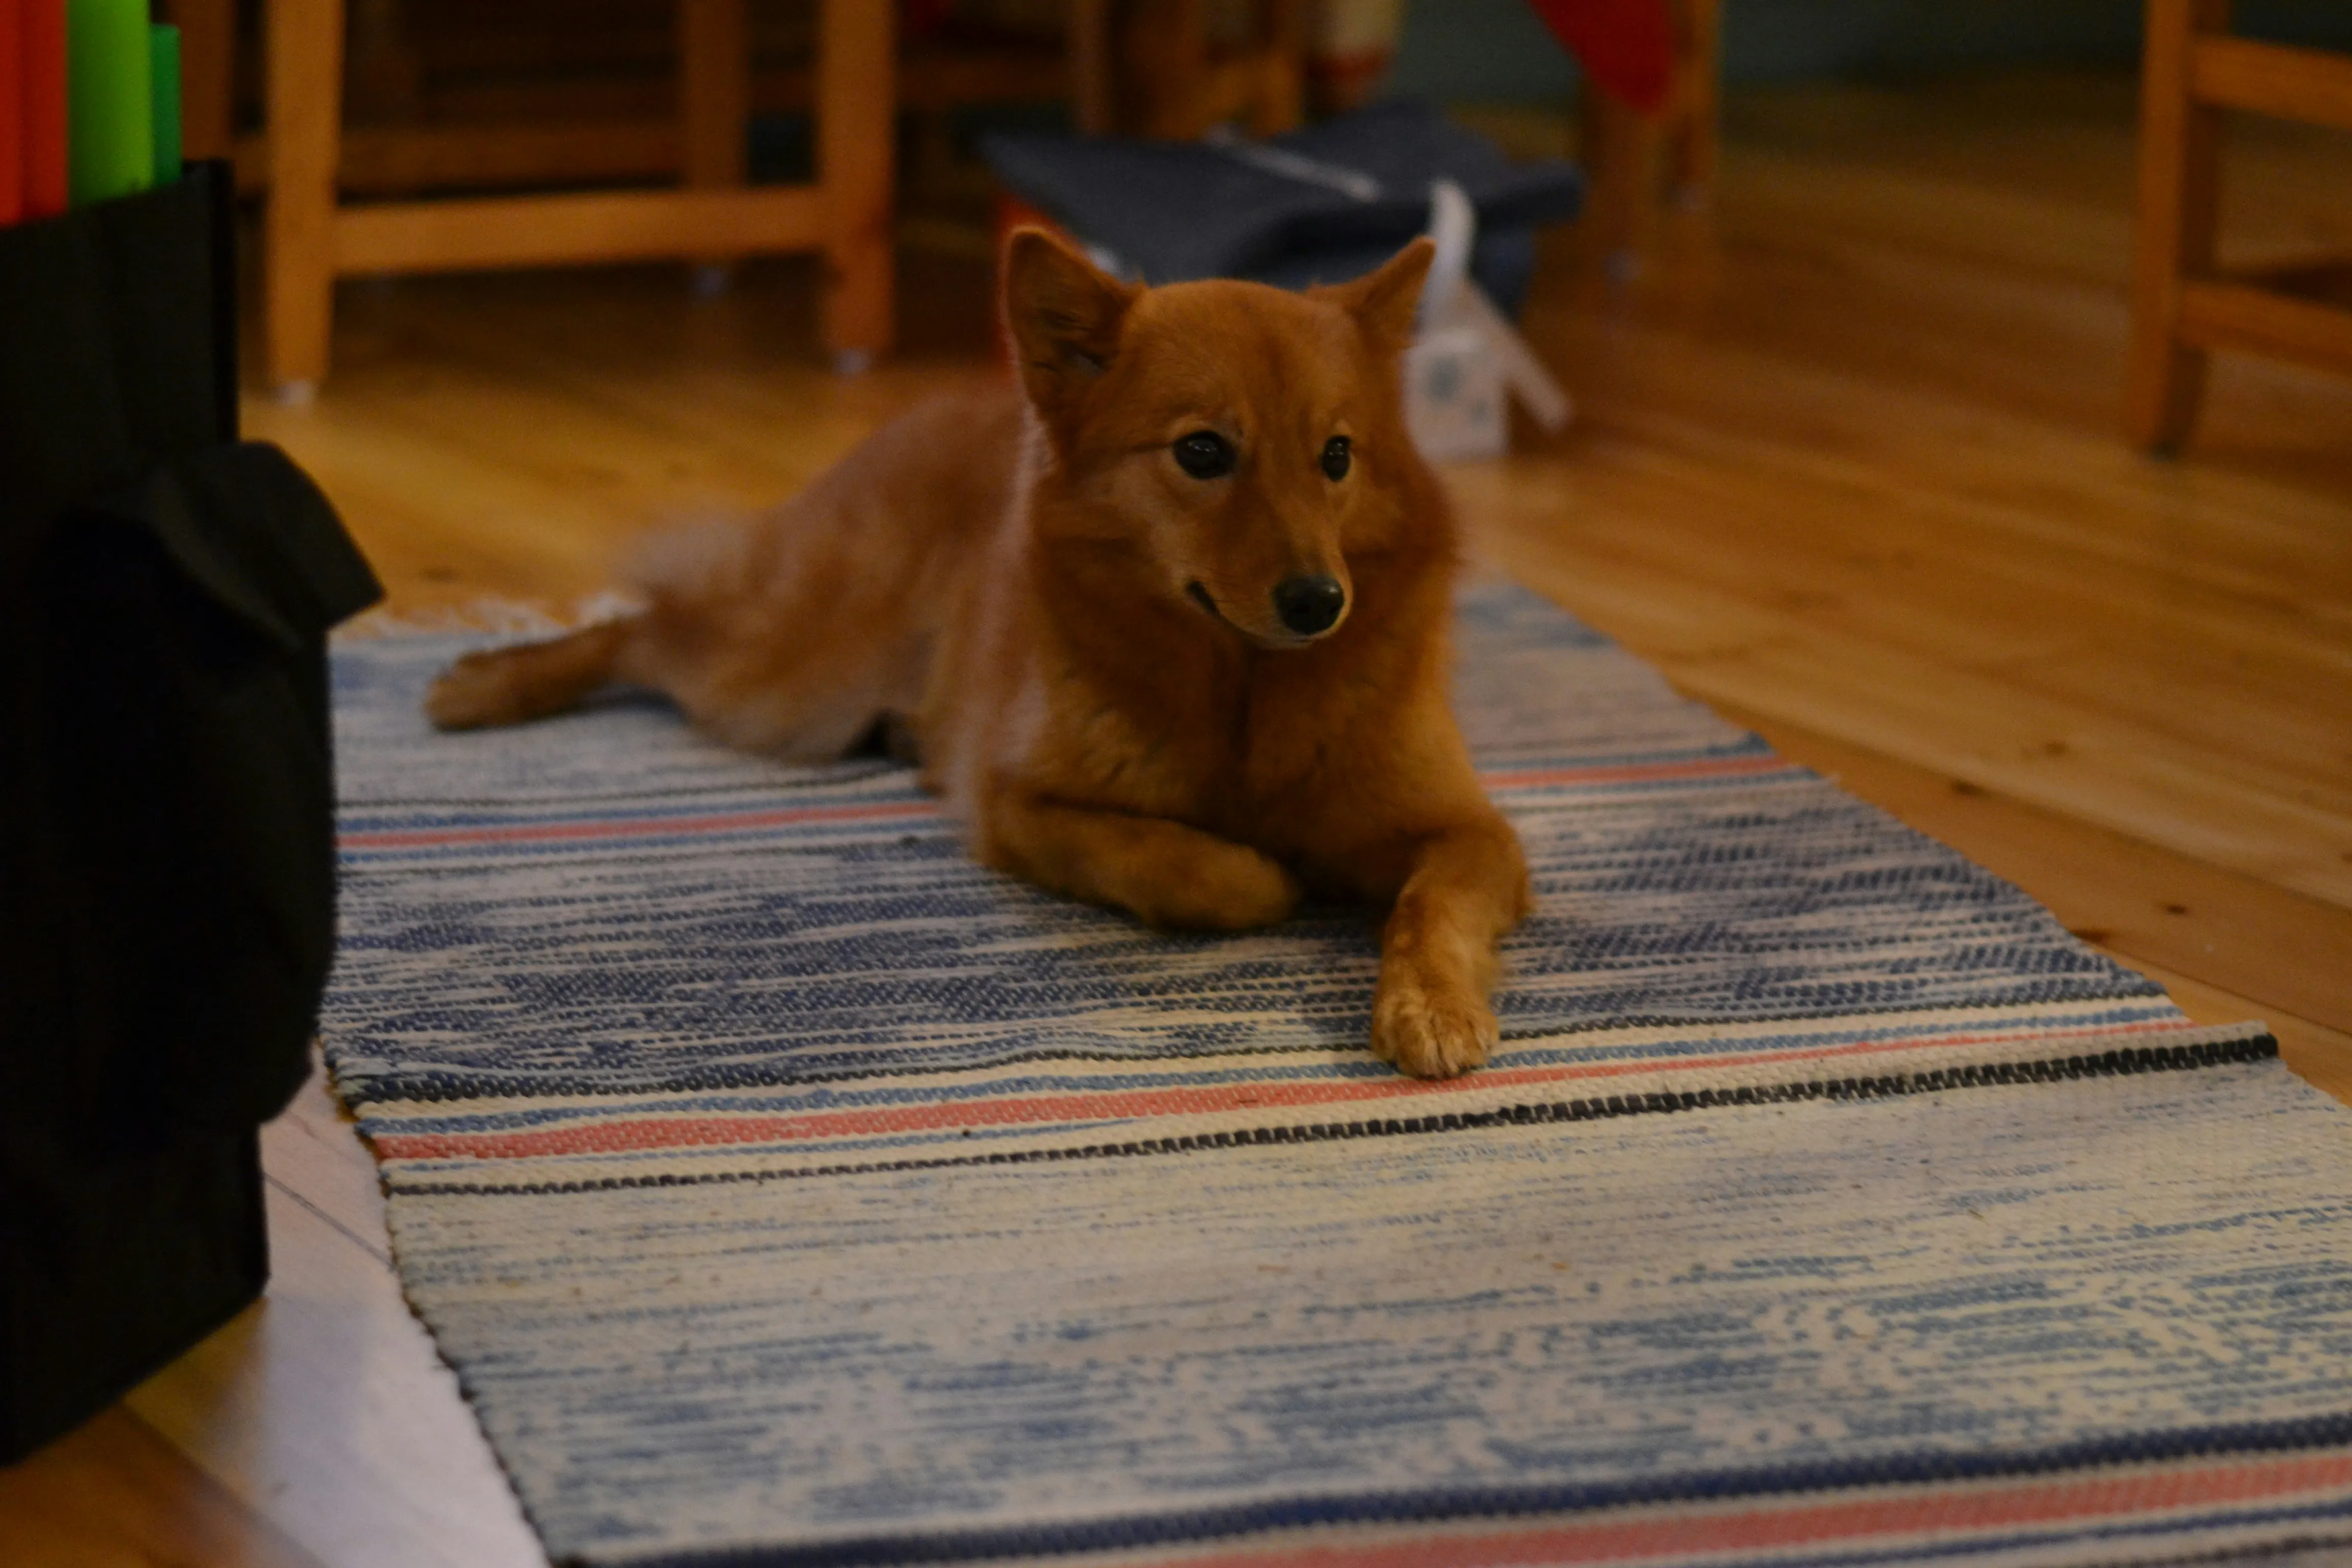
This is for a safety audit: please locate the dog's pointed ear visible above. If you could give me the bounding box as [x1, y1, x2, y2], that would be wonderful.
[1323, 237, 1435, 358]
[1003, 227, 1136, 415]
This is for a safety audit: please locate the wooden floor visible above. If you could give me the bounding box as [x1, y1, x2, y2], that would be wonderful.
[7, 70, 2349, 1566]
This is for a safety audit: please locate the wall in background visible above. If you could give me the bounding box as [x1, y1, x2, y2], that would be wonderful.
[1383, 0, 2352, 103]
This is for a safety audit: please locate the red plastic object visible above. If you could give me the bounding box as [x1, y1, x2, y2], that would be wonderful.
[19, 0, 65, 218]
[1, 0, 22, 224]
[1525, 0, 1677, 115]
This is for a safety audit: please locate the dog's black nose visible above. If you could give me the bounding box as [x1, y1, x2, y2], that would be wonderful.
[1272, 574, 1346, 637]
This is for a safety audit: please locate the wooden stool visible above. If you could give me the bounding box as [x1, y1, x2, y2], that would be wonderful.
[224, 0, 894, 398]
[1578, 0, 1720, 281]
[2127, 0, 2352, 451]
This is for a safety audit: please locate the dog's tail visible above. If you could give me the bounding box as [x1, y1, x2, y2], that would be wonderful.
[425, 616, 641, 730]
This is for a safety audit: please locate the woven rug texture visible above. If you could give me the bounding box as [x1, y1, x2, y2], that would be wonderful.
[323, 583, 2352, 1567]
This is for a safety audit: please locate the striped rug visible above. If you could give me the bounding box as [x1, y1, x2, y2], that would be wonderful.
[325, 583, 2352, 1568]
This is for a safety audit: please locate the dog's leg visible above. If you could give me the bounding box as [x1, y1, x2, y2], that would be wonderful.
[426, 617, 642, 730]
[1370, 814, 1531, 1079]
[983, 794, 1301, 932]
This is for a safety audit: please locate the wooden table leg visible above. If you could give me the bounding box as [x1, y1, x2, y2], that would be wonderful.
[817, 0, 895, 372]
[2126, 0, 2231, 452]
[680, 0, 750, 286]
[263, 0, 346, 398]
[1580, 84, 1658, 282]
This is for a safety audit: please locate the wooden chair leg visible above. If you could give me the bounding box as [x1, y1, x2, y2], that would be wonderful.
[1580, 84, 1658, 282]
[2126, 0, 2231, 452]
[161, 0, 236, 163]
[1249, 0, 1307, 137]
[1669, 0, 1720, 203]
[679, 0, 750, 279]
[1070, 0, 1115, 136]
[264, 0, 346, 398]
[817, 0, 895, 370]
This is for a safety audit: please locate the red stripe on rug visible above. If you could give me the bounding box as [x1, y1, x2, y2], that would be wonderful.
[372, 1018, 2202, 1161]
[1158, 1451, 2352, 1566]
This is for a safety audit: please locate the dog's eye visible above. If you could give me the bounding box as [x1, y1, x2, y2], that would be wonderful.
[1320, 436, 1352, 481]
[1172, 431, 1236, 479]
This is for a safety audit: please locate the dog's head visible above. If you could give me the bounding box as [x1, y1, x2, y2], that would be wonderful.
[1003, 227, 1434, 649]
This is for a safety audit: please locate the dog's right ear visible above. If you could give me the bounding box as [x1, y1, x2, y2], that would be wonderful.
[1003, 227, 1135, 418]
[1322, 237, 1435, 360]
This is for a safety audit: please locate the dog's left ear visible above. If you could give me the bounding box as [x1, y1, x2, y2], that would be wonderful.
[1322, 237, 1436, 358]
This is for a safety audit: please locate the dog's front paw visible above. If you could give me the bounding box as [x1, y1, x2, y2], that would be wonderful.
[1370, 966, 1498, 1079]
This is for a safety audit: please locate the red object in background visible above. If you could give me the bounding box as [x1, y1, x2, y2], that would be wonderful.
[19, 0, 66, 218]
[1525, 0, 1676, 114]
[1, 0, 23, 224]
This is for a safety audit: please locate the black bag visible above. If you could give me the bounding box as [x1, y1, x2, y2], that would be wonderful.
[980, 100, 1583, 314]
[1, 165, 382, 1462]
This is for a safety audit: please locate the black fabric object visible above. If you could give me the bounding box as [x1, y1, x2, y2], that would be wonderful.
[1, 165, 382, 1463]
[979, 100, 1580, 313]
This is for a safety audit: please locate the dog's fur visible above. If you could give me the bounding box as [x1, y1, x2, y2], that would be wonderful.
[427, 230, 1531, 1077]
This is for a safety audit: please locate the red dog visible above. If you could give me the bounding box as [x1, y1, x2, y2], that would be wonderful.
[428, 230, 1530, 1077]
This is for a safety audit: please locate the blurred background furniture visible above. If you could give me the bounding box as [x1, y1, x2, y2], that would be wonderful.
[160, 0, 1730, 400]
[1530, 0, 1717, 279]
[1070, 0, 1307, 139]
[2127, 0, 2352, 450]
[173, 0, 897, 396]
[160, 0, 240, 166]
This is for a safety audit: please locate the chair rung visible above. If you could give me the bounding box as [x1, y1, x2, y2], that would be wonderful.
[237, 122, 681, 198]
[334, 185, 829, 275]
[2219, 252, 2352, 298]
[2176, 278, 2352, 374]
[2190, 36, 2352, 132]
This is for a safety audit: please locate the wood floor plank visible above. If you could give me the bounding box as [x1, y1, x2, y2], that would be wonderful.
[260, 1059, 398, 1267]
[1504, 321, 2351, 609]
[1468, 508, 2352, 908]
[1459, 448, 2352, 812]
[0, 1406, 326, 1568]
[121, 1177, 543, 1567]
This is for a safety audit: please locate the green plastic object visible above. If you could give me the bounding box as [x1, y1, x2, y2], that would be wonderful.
[150, 24, 182, 186]
[66, 0, 152, 206]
